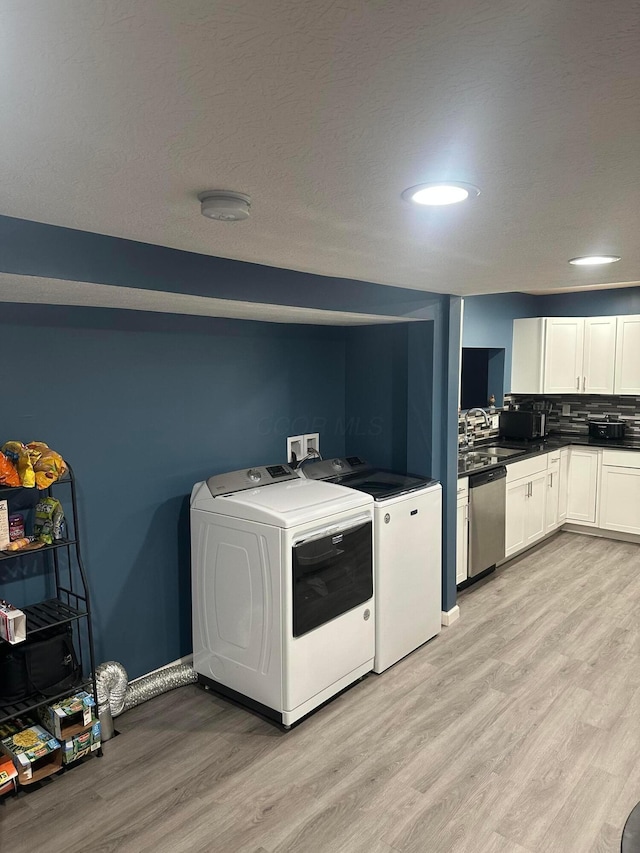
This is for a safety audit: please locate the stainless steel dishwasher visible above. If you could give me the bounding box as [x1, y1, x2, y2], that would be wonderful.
[468, 466, 506, 578]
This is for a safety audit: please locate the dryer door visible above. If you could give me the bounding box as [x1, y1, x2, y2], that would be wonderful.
[292, 519, 372, 637]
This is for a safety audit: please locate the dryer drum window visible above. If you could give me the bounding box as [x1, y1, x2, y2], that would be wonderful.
[292, 521, 373, 637]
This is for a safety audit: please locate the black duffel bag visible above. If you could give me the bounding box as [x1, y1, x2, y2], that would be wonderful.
[0, 625, 81, 704]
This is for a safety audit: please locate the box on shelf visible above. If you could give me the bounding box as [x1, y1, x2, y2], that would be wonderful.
[0, 754, 18, 797]
[62, 719, 100, 765]
[0, 719, 61, 785]
[39, 691, 96, 740]
[0, 600, 26, 644]
[0, 500, 9, 550]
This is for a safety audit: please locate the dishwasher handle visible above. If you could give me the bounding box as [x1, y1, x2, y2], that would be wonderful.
[469, 466, 507, 489]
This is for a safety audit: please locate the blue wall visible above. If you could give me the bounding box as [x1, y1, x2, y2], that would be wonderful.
[541, 286, 640, 317]
[0, 215, 462, 671]
[0, 304, 348, 678]
[462, 293, 540, 386]
[345, 325, 410, 471]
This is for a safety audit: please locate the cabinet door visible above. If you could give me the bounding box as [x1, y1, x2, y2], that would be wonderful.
[511, 318, 545, 394]
[566, 448, 599, 523]
[583, 317, 616, 394]
[525, 471, 547, 546]
[505, 479, 527, 558]
[558, 449, 569, 523]
[544, 458, 560, 534]
[615, 315, 640, 395]
[456, 499, 468, 584]
[599, 466, 640, 534]
[543, 318, 585, 394]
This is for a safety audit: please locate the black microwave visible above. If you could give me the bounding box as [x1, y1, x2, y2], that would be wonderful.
[499, 410, 547, 440]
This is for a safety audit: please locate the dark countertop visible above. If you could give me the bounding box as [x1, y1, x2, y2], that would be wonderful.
[458, 433, 640, 478]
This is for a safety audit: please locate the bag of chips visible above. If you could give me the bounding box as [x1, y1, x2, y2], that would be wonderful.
[0, 452, 20, 487]
[29, 444, 68, 490]
[33, 498, 65, 545]
[1, 442, 35, 488]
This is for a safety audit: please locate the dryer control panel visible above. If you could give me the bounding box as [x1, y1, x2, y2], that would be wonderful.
[207, 463, 299, 496]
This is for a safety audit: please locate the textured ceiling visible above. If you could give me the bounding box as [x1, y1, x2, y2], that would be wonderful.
[1, 0, 639, 296]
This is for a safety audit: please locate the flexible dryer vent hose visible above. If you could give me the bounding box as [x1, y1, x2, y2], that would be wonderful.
[94, 661, 198, 740]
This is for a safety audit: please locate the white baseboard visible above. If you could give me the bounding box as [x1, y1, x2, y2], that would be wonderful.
[563, 523, 640, 544]
[441, 605, 460, 627]
[130, 653, 194, 684]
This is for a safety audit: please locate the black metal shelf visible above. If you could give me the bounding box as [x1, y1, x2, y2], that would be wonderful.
[0, 678, 92, 726]
[22, 598, 87, 635]
[0, 466, 101, 755]
[0, 538, 79, 562]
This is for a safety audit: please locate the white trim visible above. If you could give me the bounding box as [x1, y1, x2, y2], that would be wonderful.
[441, 605, 460, 627]
[562, 523, 640, 545]
[129, 654, 194, 684]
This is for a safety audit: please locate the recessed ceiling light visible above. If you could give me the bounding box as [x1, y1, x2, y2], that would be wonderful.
[401, 182, 480, 206]
[568, 255, 621, 266]
[198, 190, 251, 221]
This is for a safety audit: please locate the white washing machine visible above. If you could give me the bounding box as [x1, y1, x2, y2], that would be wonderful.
[302, 457, 442, 673]
[190, 463, 375, 727]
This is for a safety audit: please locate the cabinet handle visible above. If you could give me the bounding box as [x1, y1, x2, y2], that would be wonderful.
[527, 481, 532, 498]
[549, 472, 553, 488]
[576, 376, 580, 390]
[583, 376, 586, 392]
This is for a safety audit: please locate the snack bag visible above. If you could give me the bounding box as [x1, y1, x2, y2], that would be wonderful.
[1, 442, 35, 488]
[32, 448, 68, 490]
[0, 453, 20, 487]
[33, 498, 65, 545]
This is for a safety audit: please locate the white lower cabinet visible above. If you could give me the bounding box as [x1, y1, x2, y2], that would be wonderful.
[558, 448, 569, 523]
[599, 451, 640, 535]
[566, 448, 600, 524]
[505, 468, 547, 559]
[456, 477, 469, 584]
[545, 455, 559, 533]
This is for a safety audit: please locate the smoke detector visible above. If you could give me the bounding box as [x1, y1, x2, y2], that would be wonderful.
[198, 191, 251, 222]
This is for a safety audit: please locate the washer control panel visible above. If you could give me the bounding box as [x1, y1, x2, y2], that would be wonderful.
[302, 456, 370, 481]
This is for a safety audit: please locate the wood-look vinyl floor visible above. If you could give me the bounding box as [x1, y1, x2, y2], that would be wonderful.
[2, 531, 640, 853]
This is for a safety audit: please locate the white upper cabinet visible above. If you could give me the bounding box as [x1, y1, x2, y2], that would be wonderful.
[510, 315, 619, 395]
[511, 318, 546, 394]
[582, 317, 617, 394]
[543, 318, 585, 394]
[614, 315, 640, 395]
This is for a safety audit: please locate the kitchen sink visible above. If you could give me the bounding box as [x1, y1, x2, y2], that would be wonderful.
[478, 446, 526, 458]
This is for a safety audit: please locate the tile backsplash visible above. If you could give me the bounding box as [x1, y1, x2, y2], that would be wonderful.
[504, 394, 640, 440]
[458, 411, 500, 447]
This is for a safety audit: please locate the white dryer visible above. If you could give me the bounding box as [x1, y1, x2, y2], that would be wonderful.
[302, 457, 442, 673]
[190, 463, 374, 727]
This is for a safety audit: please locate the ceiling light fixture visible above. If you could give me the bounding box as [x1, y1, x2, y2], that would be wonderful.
[568, 255, 621, 266]
[199, 191, 251, 222]
[401, 182, 480, 206]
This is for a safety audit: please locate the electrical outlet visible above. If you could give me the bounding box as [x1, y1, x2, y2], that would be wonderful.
[304, 433, 320, 457]
[562, 403, 571, 416]
[286, 435, 304, 464]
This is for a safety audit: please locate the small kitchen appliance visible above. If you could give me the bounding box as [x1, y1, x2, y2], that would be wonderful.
[499, 410, 547, 440]
[588, 417, 626, 440]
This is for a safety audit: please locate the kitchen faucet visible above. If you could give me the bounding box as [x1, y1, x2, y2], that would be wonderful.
[463, 407, 491, 448]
